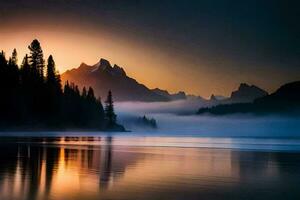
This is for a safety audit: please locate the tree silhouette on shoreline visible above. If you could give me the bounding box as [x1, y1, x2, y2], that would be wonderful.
[0, 39, 124, 131]
[105, 90, 117, 128]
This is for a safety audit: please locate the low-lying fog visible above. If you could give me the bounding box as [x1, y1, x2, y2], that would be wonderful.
[115, 100, 300, 138]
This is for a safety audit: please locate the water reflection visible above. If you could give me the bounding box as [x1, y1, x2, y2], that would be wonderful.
[100, 136, 112, 189]
[0, 136, 300, 200]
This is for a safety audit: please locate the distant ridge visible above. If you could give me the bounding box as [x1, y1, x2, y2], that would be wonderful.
[197, 81, 300, 115]
[206, 83, 268, 105]
[230, 83, 268, 102]
[62, 59, 270, 104]
[61, 59, 170, 102]
[151, 88, 187, 101]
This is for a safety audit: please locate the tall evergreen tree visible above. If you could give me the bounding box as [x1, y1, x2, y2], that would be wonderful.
[20, 54, 31, 86]
[46, 55, 55, 83]
[0, 51, 8, 122]
[75, 85, 80, 96]
[46, 55, 62, 94]
[28, 39, 45, 80]
[11, 48, 17, 65]
[28, 39, 46, 118]
[0, 50, 6, 65]
[87, 87, 96, 101]
[82, 87, 87, 98]
[19, 54, 32, 120]
[105, 90, 117, 127]
[45, 55, 62, 121]
[0, 51, 7, 83]
[8, 49, 19, 87]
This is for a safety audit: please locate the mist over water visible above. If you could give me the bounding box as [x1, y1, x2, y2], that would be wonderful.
[115, 100, 300, 138]
[116, 99, 210, 114]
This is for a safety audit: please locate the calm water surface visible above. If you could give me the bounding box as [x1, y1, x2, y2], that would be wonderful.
[0, 135, 300, 200]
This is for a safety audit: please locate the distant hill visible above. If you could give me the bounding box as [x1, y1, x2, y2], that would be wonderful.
[151, 88, 187, 101]
[204, 83, 267, 108]
[197, 81, 300, 115]
[207, 83, 267, 106]
[61, 59, 170, 102]
[61, 59, 269, 105]
[255, 81, 300, 104]
[229, 83, 268, 102]
[210, 94, 228, 101]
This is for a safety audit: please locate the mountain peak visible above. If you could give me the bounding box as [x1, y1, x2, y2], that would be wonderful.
[78, 62, 90, 69]
[91, 58, 126, 76]
[152, 88, 170, 96]
[61, 58, 169, 102]
[79, 62, 87, 67]
[238, 83, 250, 89]
[267, 81, 300, 101]
[93, 58, 112, 70]
[230, 83, 268, 102]
[113, 64, 126, 76]
[70, 62, 95, 74]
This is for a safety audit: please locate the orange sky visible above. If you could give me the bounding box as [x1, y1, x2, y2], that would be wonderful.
[0, 21, 293, 98]
[1, 0, 300, 98]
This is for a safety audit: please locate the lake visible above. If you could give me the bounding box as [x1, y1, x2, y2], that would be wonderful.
[0, 134, 300, 200]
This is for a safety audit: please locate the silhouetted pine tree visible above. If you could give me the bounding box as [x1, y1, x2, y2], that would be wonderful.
[10, 49, 18, 75]
[46, 55, 62, 95]
[0, 51, 8, 124]
[19, 54, 32, 120]
[28, 39, 45, 80]
[20, 54, 31, 86]
[75, 85, 80, 96]
[11, 49, 17, 64]
[7, 49, 20, 120]
[82, 87, 87, 98]
[28, 39, 47, 118]
[46, 55, 56, 83]
[8, 49, 19, 87]
[105, 90, 117, 128]
[87, 87, 96, 101]
[85, 87, 105, 128]
[0, 51, 7, 86]
[45, 55, 62, 122]
[0, 51, 6, 65]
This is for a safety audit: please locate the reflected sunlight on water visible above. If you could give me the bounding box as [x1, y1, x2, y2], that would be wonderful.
[0, 136, 300, 200]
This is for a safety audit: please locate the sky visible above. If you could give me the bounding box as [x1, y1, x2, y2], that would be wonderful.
[0, 0, 299, 97]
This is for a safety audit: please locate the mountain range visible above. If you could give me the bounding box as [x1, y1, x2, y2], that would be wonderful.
[61, 59, 170, 102]
[197, 81, 300, 115]
[209, 83, 268, 103]
[151, 88, 187, 101]
[61, 58, 268, 103]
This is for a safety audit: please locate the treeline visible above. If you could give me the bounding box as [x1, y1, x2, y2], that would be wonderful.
[0, 39, 124, 131]
[136, 116, 157, 129]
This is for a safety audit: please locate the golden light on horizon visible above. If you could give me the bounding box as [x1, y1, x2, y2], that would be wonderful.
[0, 0, 299, 99]
[0, 21, 283, 98]
[0, 29, 215, 97]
